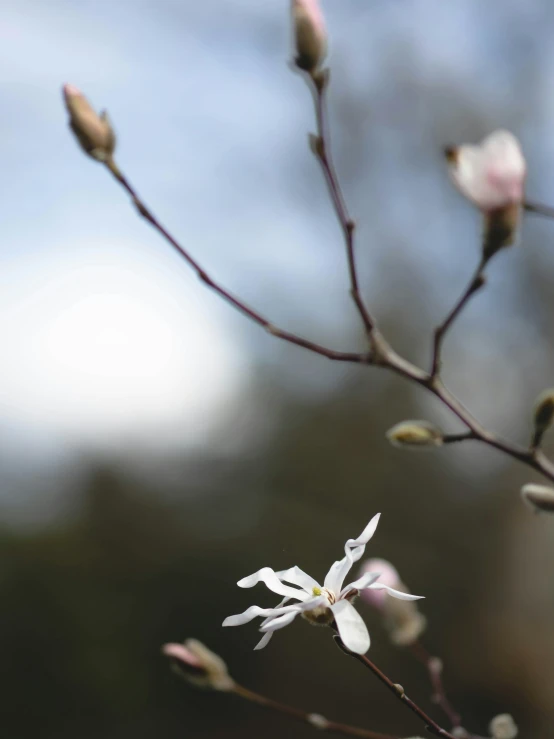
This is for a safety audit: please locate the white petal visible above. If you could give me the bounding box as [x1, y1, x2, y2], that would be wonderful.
[275, 565, 320, 593]
[340, 570, 381, 597]
[259, 609, 299, 633]
[449, 130, 525, 210]
[254, 631, 274, 650]
[330, 600, 370, 654]
[260, 597, 290, 627]
[237, 567, 309, 601]
[324, 514, 382, 594]
[368, 583, 424, 601]
[222, 602, 304, 627]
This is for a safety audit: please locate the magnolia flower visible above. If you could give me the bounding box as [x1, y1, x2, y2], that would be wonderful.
[223, 514, 423, 655]
[446, 130, 526, 211]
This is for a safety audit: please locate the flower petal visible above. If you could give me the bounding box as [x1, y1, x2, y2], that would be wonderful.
[254, 631, 274, 650]
[237, 567, 309, 601]
[259, 609, 299, 633]
[275, 565, 320, 593]
[368, 583, 424, 601]
[340, 570, 381, 597]
[324, 514, 381, 594]
[222, 602, 304, 627]
[331, 600, 370, 654]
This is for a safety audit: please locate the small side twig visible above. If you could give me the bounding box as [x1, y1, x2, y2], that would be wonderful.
[524, 199, 554, 219]
[409, 641, 461, 730]
[431, 257, 488, 377]
[232, 683, 398, 739]
[305, 69, 383, 353]
[334, 637, 458, 739]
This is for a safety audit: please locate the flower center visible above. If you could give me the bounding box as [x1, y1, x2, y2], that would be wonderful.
[312, 586, 336, 604]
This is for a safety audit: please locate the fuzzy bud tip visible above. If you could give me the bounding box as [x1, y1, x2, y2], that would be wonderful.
[162, 639, 234, 691]
[386, 421, 443, 450]
[521, 483, 554, 514]
[489, 714, 518, 739]
[63, 82, 116, 162]
[292, 0, 327, 72]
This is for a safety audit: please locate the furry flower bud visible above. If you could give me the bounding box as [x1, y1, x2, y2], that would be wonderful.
[292, 0, 327, 72]
[63, 83, 116, 162]
[359, 559, 427, 646]
[521, 483, 554, 514]
[386, 421, 443, 450]
[162, 640, 235, 691]
[489, 714, 518, 739]
[531, 389, 554, 448]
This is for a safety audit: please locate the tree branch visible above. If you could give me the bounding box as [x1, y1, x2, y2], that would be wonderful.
[431, 257, 487, 377]
[232, 683, 398, 739]
[306, 69, 381, 351]
[103, 159, 368, 365]
[334, 637, 457, 739]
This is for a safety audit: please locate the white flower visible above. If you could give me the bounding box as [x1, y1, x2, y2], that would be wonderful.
[446, 130, 526, 211]
[222, 513, 423, 655]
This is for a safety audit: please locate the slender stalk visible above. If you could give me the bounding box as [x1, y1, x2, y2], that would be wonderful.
[232, 683, 398, 739]
[306, 69, 382, 351]
[524, 199, 554, 219]
[103, 158, 368, 365]
[103, 154, 554, 486]
[334, 638, 458, 739]
[409, 642, 461, 730]
[431, 257, 487, 377]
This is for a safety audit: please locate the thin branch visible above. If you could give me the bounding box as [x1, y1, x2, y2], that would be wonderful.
[232, 683, 398, 739]
[306, 69, 381, 350]
[431, 257, 487, 377]
[524, 199, 554, 219]
[409, 642, 461, 730]
[334, 637, 458, 739]
[103, 150, 554, 484]
[103, 159, 368, 365]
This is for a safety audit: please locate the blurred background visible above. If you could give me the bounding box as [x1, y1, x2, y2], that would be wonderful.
[2, 0, 554, 737]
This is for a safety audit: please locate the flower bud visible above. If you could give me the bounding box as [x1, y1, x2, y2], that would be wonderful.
[489, 714, 518, 739]
[162, 640, 235, 691]
[531, 389, 554, 448]
[359, 559, 427, 646]
[446, 130, 526, 212]
[520, 483, 554, 514]
[63, 83, 116, 162]
[446, 131, 525, 260]
[386, 421, 443, 450]
[292, 0, 327, 73]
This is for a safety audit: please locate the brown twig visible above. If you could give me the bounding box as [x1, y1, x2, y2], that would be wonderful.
[306, 69, 383, 352]
[232, 683, 398, 739]
[431, 256, 488, 377]
[524, 199, 554, 219]
[334, 637, 457, 739]
[103, 155, 554, 486]
[103, 159, 369, 366]
[409, 642, 461, 730]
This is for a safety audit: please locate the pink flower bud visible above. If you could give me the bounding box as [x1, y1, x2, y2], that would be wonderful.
[162, 639, 234, 691]
[446, 130, 526, 212]
[359, 559, 427, 646]
[292, 0, 327, 72]
[63, 83, 116, 162]
[359, 558, 401, 610]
